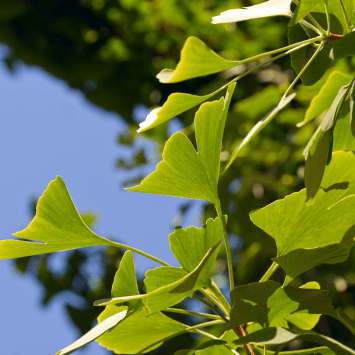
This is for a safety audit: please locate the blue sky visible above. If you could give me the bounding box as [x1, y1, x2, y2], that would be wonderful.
[0, 46, 204, 355]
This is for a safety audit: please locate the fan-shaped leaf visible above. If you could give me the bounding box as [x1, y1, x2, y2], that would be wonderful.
[157, 37, 239, 84]
[0, 176, 115, 260]
[129, 84, 235, 205]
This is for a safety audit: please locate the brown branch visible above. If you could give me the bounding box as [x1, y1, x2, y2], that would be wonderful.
[236, 324, 255, 355]
[328, 33, 344, 41]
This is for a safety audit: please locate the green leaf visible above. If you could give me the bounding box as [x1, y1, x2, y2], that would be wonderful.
[350, 80, 355, 137]
[95, 241, 222, 313]
[304, 71, 353, 124]
[223, 94, 295, 172]
[332, 32, 355, 60]
[129, 84, 235, 205]
[233, 327, 355, 355]
[174, 340, 227, 355]
[304, 84, 350, 202]
[289, 0, 325, 26]
[250, 151, 355, 282]
[212, 0, 292, 24]
[1, 176, 113, 260]
[56, 310, 128, 355]
[227, 281, 333, 329]
[97, 305, 187, 354]
[157, 37, 239, 83]
[261, 347, 335, 355]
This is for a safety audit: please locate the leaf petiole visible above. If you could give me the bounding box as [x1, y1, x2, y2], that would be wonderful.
[163, 308, 223, 321]
[259, 261, 279, 282]
[338, 0, 352, 33]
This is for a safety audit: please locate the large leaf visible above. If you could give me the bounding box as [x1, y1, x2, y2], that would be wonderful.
[227, 281, 333, 329]
[0, 176, 115, 259]
[212, 0, 292, 24]
[95, 241, 222, 313]
[129, 84, 235, 205]
[250, 151, 355, 283]
[97, 305, 187, 354]
[56, 310, 128, 355]
[233, 327, 355, 355]
[261, 347, 335, 355]
[304, 71, 353, 124]
[303, 84, 350, 202]
[157, 37, 239, 84]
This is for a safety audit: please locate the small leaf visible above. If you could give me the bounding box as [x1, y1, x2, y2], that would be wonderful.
[304, 71, 353, 124]
[157, 37, 239, 83]
[332, 32, 355, 60]
[223, 94, 295, 172]
[289, 0, 325, 26]
[129, 84, 235, 205]
[212, 0, 292, 24]
[97, 305, 187, 354]
[250, 151, 355, 282]
[233, 327, 355, 355]
[1, 176, 113, 260]
[227, 281, 333, 329]
[56, 310, 128, 355]
[304, 84, 350, 202]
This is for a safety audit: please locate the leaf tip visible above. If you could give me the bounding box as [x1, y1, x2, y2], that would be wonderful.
[137, 107, 162, 133]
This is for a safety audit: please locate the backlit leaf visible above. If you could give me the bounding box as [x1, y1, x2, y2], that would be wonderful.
[250, 151, 355, 282]
[56, 310, 128, 355]
[212, 0, 292, 24]
[304, 84, 350, 202]
[289, 0, 325, 26]
[129, 84, 235, 205]
[157, 37, 239, 83]
[1, 176, 114, 260]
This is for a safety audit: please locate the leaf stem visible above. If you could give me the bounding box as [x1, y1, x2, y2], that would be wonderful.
[209, 280, 231, 313]
[193, 293, 230, 322]
[216, 202, 234, 293]
[259, 261, 279, 282]
[282, 39, 326, 100]
[339, 0, 352, 33]
[109, 241, 170, 266]
[325, 2, 331, 37]
[163, 307, 222, 320]
[199, 288, 229, 318]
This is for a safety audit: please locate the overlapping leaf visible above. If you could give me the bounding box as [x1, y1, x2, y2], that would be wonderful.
[0, 176, 115, 260]
[212, 0, 292, 24]
[227, 280, 332, 329]
[94, 250, 188, 354]
[156, 37, 239, 84]
[250, 151, 355, 283]
[233, 327, 355, 355]
[129, 84, 235, 205]
[303, 83, 351, 202]
[303, 71, 353, 124]
[95, 240, 222, 313]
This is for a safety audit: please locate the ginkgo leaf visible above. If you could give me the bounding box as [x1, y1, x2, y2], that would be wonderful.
[250, 151, 355, 282]
[97, 305, 187, 354]
[233, 328, 355, 355]
[129, 84, 235, 205]
[212, 0, 292, 24]
[94, 241, 222, 314]
[227, 281, 333, 329]
[56, 310, 128, 355]
[157, 37, 240, 84]
[332, 32, 355, 60]
[304, 71, 353, 124]
[174, 340, 227, 355]
[289, 0, 325, 26]
[0, 176, 116, 260]
[261, 347, 335, 355]
[304, 83, 350, 202]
